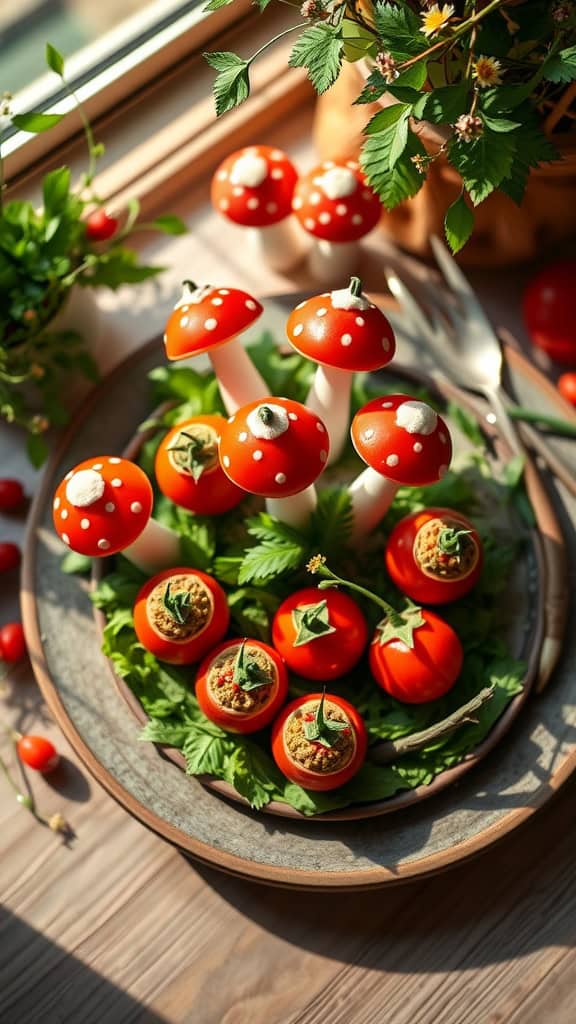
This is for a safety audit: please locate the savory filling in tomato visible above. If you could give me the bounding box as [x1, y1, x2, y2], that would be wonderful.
[146, 575, 213, 641]
[168, 423, 219, 476]
[284, 702, 355, 773]
[207, 646, 275, 713]
[413, 517, 479, 581]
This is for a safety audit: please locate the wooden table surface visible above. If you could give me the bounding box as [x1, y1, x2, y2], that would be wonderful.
[2, 132, 576, 1021]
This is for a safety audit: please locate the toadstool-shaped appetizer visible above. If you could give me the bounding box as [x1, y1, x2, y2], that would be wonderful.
[271, 586, 368, 681]
[195, 638, 288, 734]
[385, 507, 483, 605]
[133, 567, 229, 665]
[292, 160, 381, 283]
[218, 397, 329, 529]
[286, 277, 396, 464]
[349, 395, 453, 541]
[52, 456, 180, 572]
[271, 691, 367, 791]
[211, 145, 303, 272]
[155, 415, 244, 516]
[163, 281, 268, 415]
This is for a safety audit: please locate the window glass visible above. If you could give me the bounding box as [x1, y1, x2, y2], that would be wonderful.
[0, 0, 197, 95]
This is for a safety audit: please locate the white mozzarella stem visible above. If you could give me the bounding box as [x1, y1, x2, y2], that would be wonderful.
[308, 239, 360, 284]
[266, 485, 317, 529]
[348, 468, 398, 542]
[123, 518, 182, 574]
[209, 338, 268, 415]
[246, 219, 305, 273]
[306, 365, 351, 466]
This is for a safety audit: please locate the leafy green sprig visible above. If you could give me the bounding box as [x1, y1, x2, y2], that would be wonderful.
[0, 43, 187, 462]
[203, 0, 575, 253]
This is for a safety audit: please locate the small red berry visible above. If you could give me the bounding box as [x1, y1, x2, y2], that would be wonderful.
[557, 372, 576, 407]
[17, 735, 60, 774]
[85, 209, 119, 242]
[0, 542, 21, 573]
[0, 622, 26, 663]
[0, 479, 25, 512]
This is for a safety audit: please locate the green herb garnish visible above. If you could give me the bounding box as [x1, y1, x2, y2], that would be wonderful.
[232, 640, 270, 692]
[303, 691, 349, 750]
[162, 583, 191, 625]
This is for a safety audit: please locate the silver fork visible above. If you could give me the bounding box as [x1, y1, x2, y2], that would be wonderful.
[385, 238, 576, 496]
[385, 245, 568, 692]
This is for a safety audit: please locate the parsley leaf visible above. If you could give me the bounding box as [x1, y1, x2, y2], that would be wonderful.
[204, 51, 250, 116]
[361, 115, 427, 209]
[372, 0, 427, 61]
[448, 128, 517, 206]
[543, 46, 576, 84]
[288, 25, 344, 95]
[444, 192, 474, 255]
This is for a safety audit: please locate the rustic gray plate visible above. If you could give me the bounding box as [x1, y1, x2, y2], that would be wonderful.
[22, 302, 576, 888]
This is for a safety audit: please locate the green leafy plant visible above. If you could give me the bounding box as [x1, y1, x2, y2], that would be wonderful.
[203, 0, 575, 253]
[0, 44, 186, 463]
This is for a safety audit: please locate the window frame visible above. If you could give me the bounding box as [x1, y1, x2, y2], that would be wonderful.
[5, 0, 253, 178]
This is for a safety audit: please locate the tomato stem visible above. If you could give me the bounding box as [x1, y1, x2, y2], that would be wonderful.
[349, 276, 363, 298]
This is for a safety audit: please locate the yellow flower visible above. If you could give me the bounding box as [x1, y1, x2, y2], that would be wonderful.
[473, 56, 503, 87]
[421, 3, 455, 38]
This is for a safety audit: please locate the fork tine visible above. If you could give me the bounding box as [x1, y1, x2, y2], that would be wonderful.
[429, 236, 494, 328]
[384, 267, 434, 341]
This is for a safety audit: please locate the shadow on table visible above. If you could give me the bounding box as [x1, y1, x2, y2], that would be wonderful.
[0, 910, 166, 1024]
[188, 772, 576, 972]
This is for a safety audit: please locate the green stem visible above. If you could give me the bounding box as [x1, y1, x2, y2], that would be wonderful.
[369, 686, 495, 764]
[249, 23, 309, 66]
[507, 407, 576, 438]
[398, 0, 507, 72]
[310, 559, 397, 619]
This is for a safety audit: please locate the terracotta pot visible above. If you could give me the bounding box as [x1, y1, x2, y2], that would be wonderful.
[313, 60, 576, 266]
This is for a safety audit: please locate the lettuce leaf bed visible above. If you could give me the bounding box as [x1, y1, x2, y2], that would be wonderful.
[89, 334, 530, 816]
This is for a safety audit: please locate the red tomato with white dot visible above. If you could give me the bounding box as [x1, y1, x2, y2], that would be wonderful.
[0, 542, 21, 574]
[0, 622, 27, 663]
[211, 145, 297, 227]
[271, 587, 368, 680]
[17, 735, 60, 773]
[52, 456, 153, 557]
[369, 609, 463, 703]
[218, 397, 329, 498]
[271, 693, 368, 791]
[0, 479, 25, 512]
[523, 261, 576, 364]
[155, 415, 245, 515]
[292, 160, 381, 243]
[133, 567, 229, 665]
[557, 372, 576, 407]
[195, 638, 288, 734]
[385, 507, 483, 605]
[163, 284, 262, 361]
[85, 209, 119, 241]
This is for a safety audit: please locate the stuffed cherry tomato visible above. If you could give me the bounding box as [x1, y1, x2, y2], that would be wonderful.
[271, 587, 368, 681]
[133, 567, 229, 665]
[557, 372, 576, 407]
[271, 692, 367, 791]
[369, 609, 463, 704]
[385, 507, 483, 605]
[155, 415, 244, 515]
[195, 638, 288, 734]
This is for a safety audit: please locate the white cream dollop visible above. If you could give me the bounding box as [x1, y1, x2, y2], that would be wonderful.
[246, 404, 289, 440]
[395, 401, 438, 436]
[330, 286, 370, 311]
[66, 469, 105, 507]
[314, 167, 358, 200]
[229, 154, 268, 188]
[175, 283, 213, 308]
